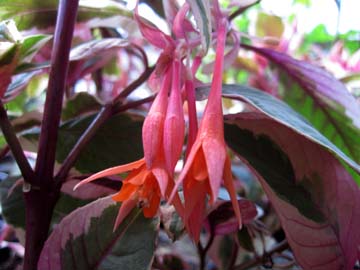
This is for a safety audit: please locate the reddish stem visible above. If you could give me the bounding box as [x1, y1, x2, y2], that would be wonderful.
[23, 1, 79, 269]
[0, 101, 35, 182]
[34, 0, 79, 184]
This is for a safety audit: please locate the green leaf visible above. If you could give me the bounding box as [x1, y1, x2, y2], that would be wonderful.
[18, 34, 52, 63]
[293, 0, 311, 6]
[38, 197, 159, 270]
[5, 71, 39, 101]
[0, 20, 21, 98]
[339, 30, 360, 54]
[225, 125, 325, 222]
[0, 177, 92, 229]
[186, 0, 211, 54]
[23, 112, 144, 173]
[62, 92, 102, 121]
[0, 177, 25, 228]
[237, 227, 255, 252]
[0, 0, 132, 30]
[305, 24, 334, 44]
[197, 84, 360, 174]
[256, 12, 284, 38]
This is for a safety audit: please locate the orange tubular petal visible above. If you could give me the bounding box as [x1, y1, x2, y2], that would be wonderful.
[223, 156, 242, 229]
[192, 148, 208, 181]
[168, 141, 202, 204]
[202, 138, 226, 204]
[113, 199, 137, 231]
[73, 158, 145, 190]
[184, 179, 206, 220]
[186, 191, 206, 243]
[165, 179, 185, 219]
[112, 184, 138, 202]
[143, 193, 161, 218]
[128, 167, 149, 185]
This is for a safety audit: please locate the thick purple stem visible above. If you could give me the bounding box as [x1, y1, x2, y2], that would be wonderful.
[23, 1, 79, 270]
[34, 0, 79, 184]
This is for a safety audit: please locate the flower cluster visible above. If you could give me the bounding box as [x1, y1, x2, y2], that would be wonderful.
[75, 0, 241, 241]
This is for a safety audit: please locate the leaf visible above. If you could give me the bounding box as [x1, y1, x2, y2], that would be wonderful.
[62, 92, 102, 121]
[38, 197, 159, 270]
[186, 0, 211, 54]
[0, 177, 93, 229]
[206, 199, 257, 235]
[23, 112, 144, 173]
[0, 177, 25, 228]
[4, 71, 40, 102]
[0, 21, 21, 99]
[237, 227, 255, 252]
[243, 45, 360, 166]
[0, 43, 19, 98]
[255, 12, 284, 39]
[196, 84, 360, 175]
[61, 178, 116, 200]
[18, 34, 52, 63]
[69, 38, 129, 62]
[0, 0, 132, 30]
[305, 24, 334, 44]
[15, 38, 130, 75]
[224, 112, 360, 269]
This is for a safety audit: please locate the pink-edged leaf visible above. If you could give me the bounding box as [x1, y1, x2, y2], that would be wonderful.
[69, 38, 130, 62]
[3, 71, 40, 103]
[206, 199, 257, 235]
[61, 179, 117, 200]
[225, 112, 360, 269]
[0, 0, 132, 30]
[243, 44, 360, 165]
[15, 38, 132, 77]
[186, 0, 211, 54]
[38, 197, 159, 270]
[19, 34, 52, 63]
[0, 43, 20, 99]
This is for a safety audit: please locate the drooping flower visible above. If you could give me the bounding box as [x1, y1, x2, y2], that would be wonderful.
[169, 19, 241, 241]
[75, 67, 184, 229]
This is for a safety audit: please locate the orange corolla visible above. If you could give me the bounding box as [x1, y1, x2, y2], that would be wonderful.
[74, 158, 170, 229]
[169, 19, 241, 241]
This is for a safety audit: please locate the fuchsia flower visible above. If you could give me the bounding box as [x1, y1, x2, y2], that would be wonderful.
[169, 19, 241, 241]
[76, 2, 241, 239]
[75, 3, 186, 229]
[75, 69, 183, 229]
